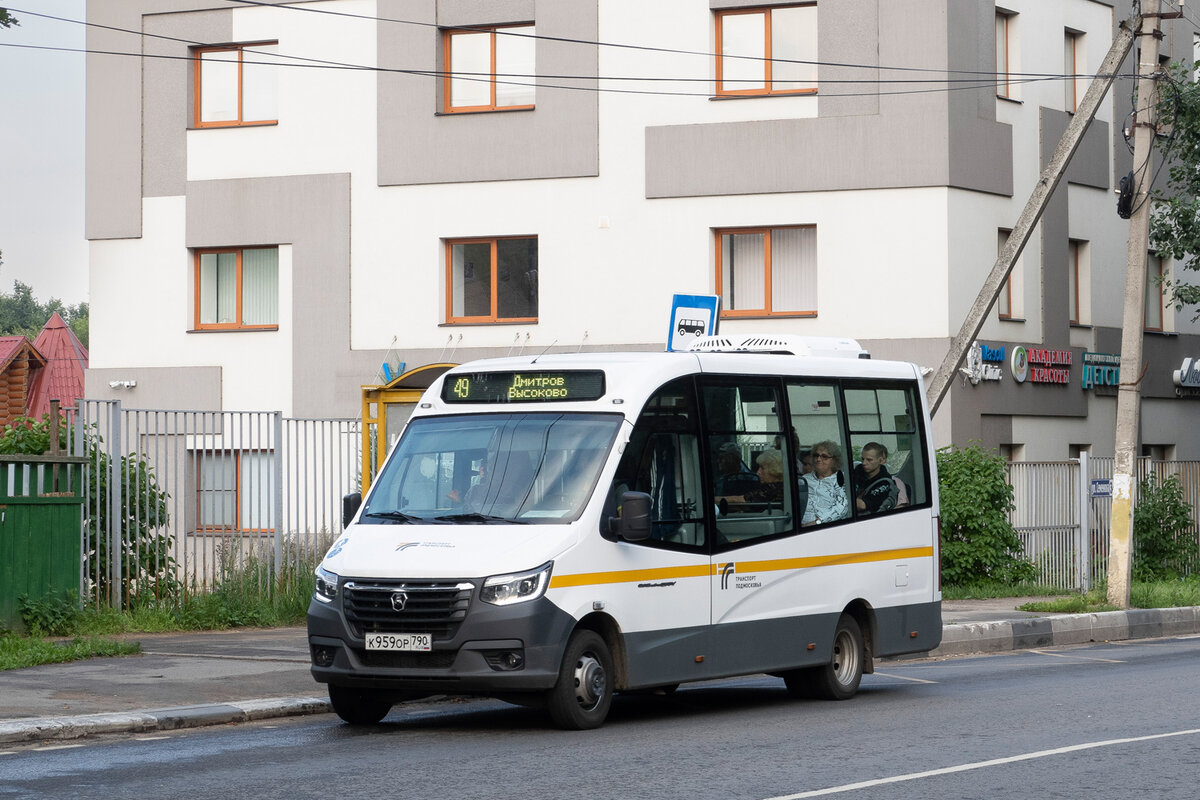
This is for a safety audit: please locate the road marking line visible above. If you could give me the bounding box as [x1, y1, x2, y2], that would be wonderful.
[763, 728, 1200, 799]
[871, 671, 937, 684]
[1027, 649, 1125, 663]
[135, 736, 171, 741]
[36, 744, 85, 751]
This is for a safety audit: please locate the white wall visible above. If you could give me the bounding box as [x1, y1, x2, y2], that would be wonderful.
[89, 198, 295, 414]
[186, 0, 378, 184]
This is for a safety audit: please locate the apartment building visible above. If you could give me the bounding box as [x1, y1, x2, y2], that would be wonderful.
[84, 0, 1200, 460]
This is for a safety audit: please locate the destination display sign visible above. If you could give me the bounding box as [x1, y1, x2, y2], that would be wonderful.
[442, 371, 606, 403]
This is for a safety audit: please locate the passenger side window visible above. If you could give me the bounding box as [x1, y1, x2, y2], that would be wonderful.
[843, 384, 927, 515]
[606, 378, 706, 549]
[703, 379, 794, 545]
[786, 382, 851, 528]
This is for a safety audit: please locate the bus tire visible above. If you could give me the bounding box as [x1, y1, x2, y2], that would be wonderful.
[328, 684, 393, 725]
[784, 615, 864, 701]
[546, 630, 613, 730]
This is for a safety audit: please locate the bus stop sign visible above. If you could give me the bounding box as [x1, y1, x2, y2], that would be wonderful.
[667, 294, 720, 352]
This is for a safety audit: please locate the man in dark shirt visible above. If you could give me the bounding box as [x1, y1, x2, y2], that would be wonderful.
[853, 442, 899, 514]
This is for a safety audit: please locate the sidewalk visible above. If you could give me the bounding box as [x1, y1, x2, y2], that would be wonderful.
[3, 599, 1199, 744]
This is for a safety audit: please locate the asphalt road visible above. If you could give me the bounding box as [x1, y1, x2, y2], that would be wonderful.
[3, 636, 1199, 799]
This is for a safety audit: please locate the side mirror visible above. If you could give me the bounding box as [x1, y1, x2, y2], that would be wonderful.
[613, 491, 652, 542]
[342, 492, 362, 527]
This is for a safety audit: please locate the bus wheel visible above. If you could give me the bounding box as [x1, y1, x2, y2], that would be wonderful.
[546, 630, 613, 730]
[785, 615, 864, 701]
[328, 684, 393, 725]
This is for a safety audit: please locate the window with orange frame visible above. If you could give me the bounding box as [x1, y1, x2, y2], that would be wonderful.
[193, 247, 279, 331]
[193, 42, 279, 128]
[716, 226, 817, 318]
[715, 4, 817, 97]
[446, 236, 538, 324]
[443, 24, 536, 112]
[195, 449, 277, 534]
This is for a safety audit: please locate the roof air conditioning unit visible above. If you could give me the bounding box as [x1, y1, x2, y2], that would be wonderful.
[687, 334, 869, 359]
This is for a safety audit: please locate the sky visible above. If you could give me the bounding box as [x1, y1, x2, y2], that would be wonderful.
[0, 1, 88, 306]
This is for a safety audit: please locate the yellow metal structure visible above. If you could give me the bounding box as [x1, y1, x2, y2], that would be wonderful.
[360, 363, 457, 493]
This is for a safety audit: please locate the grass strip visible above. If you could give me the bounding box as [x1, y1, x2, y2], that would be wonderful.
[0, 636, 141, 671]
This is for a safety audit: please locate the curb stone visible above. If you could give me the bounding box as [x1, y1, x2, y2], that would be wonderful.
[0, 697, 331, 745]
[928, 605, 1200, 656]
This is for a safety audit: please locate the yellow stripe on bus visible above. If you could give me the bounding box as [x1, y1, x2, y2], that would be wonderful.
[548, 546, 934, 589]
[736, 546, 935, 574]
[550, 564, 712, 588]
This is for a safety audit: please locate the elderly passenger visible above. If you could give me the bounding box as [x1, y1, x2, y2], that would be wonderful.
[802, 441, 850, 526]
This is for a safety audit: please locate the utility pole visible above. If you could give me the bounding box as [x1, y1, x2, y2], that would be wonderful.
[1108, 0, 1164, 608]
[926, 22, 1135, 416]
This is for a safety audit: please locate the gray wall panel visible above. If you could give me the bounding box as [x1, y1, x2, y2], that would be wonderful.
[1040, 108, 1111, 354]
[86, 1, 300, 239]
[646, 0, 1012, 199]
[85, 367, 222, 410]
[646, 113, 958, 198]
[1041, 109, 1110, 190]
[438, 0, 535, 27]
[186, 173, 351, 418]
[144, 11, 232, 199]
[947, 0, 1014, 199]
[378, 0, 598, 185]
[85, 5, 145, 239]
[817, 0, 879, 119]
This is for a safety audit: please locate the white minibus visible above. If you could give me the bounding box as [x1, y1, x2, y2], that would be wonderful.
[307, 335, 941, 729]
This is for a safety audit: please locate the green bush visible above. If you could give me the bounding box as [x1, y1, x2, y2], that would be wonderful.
[18, 591, 82, 637]
[937, 443, 1037, 586]
[1133, 474, 1198, 581]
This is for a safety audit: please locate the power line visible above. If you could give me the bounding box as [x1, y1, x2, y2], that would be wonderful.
[1, 3, 1142, 103]
[7, 3, 1137, 84]
[0, 40, 1094, 101]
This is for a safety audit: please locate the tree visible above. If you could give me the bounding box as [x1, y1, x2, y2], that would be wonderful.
[1149, 62, 1200, 316]
[0, 277, 90, 349]
[0, 9, 18, 29]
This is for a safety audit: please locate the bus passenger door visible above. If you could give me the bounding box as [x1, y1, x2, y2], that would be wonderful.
[602, 377, 713, 688]
[703, 378, 815, 676]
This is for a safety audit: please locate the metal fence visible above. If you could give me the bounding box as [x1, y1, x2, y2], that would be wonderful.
[54, 396, 1200, 602]
[65, 401, 360, 608]
[1007, 457, 1200, 591]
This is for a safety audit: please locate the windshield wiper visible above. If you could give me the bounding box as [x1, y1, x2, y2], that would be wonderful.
[433, 512, 526, 524]
[362, 510, 422, 524]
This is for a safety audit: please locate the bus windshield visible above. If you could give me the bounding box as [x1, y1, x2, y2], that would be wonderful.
[362, 413, 623, 524]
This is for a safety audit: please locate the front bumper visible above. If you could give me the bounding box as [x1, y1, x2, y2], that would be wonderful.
[306, 590, 578, 694]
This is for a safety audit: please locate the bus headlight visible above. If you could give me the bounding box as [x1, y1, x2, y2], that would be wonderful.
[480, 563, 552, 606]
[315, 565, 339, 603]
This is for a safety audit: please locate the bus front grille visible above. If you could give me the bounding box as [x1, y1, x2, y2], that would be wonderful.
[343, 579, 473, 639]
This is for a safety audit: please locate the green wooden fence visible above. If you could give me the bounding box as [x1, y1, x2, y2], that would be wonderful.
[0, 455, 88, 631]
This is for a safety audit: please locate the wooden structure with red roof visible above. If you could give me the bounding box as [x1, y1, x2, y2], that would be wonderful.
[27, 313, 89, 423]
[0, 336, 47, 428]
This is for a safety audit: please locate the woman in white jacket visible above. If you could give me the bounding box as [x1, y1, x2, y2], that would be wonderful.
[801, 440, 850, 526]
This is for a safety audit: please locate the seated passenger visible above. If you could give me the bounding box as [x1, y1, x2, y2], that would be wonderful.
[714, 442, 758, 495]
[802, 441, 850, 526]
[852, 442, 906, 514]
[719, 449, 784, 505]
